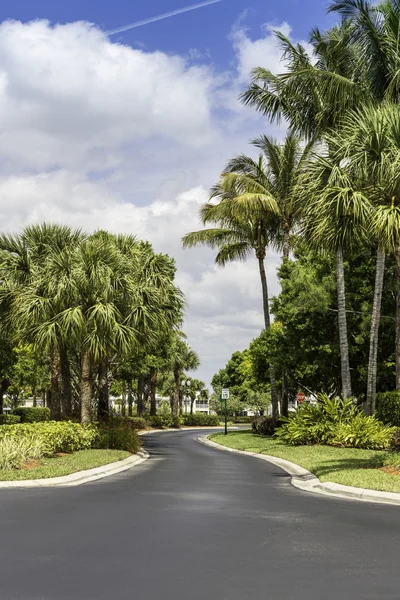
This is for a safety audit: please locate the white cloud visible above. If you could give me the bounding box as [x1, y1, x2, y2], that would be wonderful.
[0, 16, 305, 385]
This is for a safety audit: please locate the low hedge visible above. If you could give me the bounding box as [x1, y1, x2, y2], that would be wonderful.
[182, 414, 220, 427]
[376, 392, 400, 427]
[128, 417, 149, 430]
[252, 417, 281, 436]
[234, 416, 255, 424]
[13, 407, 50, 423]
[0, 421, 97, 458]
[0, 414, 21, 425]
[94, 417, 140, 453]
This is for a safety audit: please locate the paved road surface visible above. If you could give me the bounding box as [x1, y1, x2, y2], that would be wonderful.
[0, 430, 399, 600]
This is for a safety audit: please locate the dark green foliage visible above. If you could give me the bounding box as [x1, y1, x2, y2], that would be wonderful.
[252, 417, 281, 436]
[128, 417, 148, 430]
[376, 392, 400, 427]
[234, 416, 254, 424]
[182, 414, 220, 426]
[148, 414, 175, 428]
[13, 407, 50, 423]
[275, 395, 395, 449]
[94, 418, 140, 454]
[389, 429, 400, 452]
[0, 414, 21, 425]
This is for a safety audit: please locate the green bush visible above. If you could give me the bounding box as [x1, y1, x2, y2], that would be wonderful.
[0, 421, 97, 455]
[128, 417, 148, 430]
[13, 407, 50, 423]
[0, 434, 44, 470]
[0, 414, 21, 425]
[182, 414, 220, 427]
[275, 395, 395, 450]
[376, 392, 400, 426]
[148, 414, 174, 428]
[94, 418, 140, 453]
[252, 417, 281, 436]
[390, 429, 400, 452]
[234, 416, 255, 424]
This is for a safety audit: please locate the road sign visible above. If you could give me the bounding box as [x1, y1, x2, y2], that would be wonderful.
[221, 389, 230, 400]
[297, 392, 305, 403]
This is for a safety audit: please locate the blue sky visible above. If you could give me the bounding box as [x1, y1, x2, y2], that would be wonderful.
[1, 1, 334, 65]
[0, 1, 339, 385]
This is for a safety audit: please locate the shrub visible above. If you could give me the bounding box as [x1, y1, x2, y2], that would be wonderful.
[390, 429, 400, 452]
[182, 414, 220, 427]
[13, 407, 50, 423]
[252, 417, 281, 436]
[0, 421, 97, 455]
[275, 395, 395, 450]
[0, 414, 21, 425]
[0, 434, 44, 470]
[148, 414, 175, 428]
[376, 392, 400, 426]
[128, 417, 148, 430]
[94, 418, 140, 453]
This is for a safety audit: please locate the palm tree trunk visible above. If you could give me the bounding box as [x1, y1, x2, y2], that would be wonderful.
[98, 359, 109, 420]
[150, 368, 157, 416]
[281, 371, 288, 418]
[59, 343, 72, 419]
[258, 256, 279, 418]
[172, 370, 180, 419]
[121, 381, 127, 417]
[190, 397, 195, 415]
[395, 246, 400, 390]
[366, 247, 385, 415]
[336, 246, 352, 399]
[282, 227, 290, 260]
[137, 376, 145, 417]
[50, 347, 62, 421]
[32, 386, 37, 408]
[80, 350, 92, 424]
[0, 379, 9, 414]
[127, 380, 133, 417]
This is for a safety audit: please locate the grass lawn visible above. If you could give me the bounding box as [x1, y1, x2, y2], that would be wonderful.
[0, 449, 130, 481]
[209, 430, 400, 493]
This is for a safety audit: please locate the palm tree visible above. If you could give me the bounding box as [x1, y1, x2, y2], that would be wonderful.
[168, 336, 200, 419]
[183, 133, 310, 417]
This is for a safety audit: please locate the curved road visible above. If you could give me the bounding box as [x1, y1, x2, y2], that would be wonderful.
[0, 430, 399, 600]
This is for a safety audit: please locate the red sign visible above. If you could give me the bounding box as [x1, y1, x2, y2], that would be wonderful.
[297, 392, 305, 403]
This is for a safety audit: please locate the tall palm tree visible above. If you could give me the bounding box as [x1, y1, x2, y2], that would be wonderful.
[183, 133, 310, 417]
[168, 336, 200, 419]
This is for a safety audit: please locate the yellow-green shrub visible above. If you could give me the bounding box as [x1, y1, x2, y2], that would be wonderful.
[0, 422, 97, 456]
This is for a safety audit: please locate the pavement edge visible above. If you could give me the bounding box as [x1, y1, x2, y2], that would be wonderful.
[0, 450, 149, 489]
[198, 435, 400, 506]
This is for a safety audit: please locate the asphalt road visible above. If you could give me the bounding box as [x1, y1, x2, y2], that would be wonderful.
[1, 430, 400, 600]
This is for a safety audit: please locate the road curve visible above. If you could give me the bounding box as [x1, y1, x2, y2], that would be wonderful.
[0, 429, 399, 600]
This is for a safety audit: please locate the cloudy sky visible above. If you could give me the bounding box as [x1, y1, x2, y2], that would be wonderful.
[0, 1, 336, 386]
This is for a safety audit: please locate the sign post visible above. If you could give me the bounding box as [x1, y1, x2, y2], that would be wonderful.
[221, 388, 230, 435]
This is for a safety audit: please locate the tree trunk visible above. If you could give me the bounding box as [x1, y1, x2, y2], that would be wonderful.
[190, 397, 195, 415]
[172, 370, 180, 419]
[121, 381, 127, 417]
[0, 379, 8, 414]
[50, 347, 62, 421]
[366, 248, 385, 415]
[137, 376, 145, 417]
[127, 380, 133, 417]
[282, 227, 290, 260]
[396, 246, 400, 390]
[150, 368, 157, 416]
[80, 351, 92, 424]
[336, 246, 352, 399]
[281, 371, 288, 418]
[32, 386, 37, 408]
[59, 343, 72, 419]
[98, 359, 109, 420]
[258, 256, 279, 419]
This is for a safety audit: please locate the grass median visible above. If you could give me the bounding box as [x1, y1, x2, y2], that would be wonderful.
[209, 430, 400, 493]
[0, 449, 130, 481]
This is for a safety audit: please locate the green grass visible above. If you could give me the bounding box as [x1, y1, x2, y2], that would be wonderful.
[209, 430, 400, 493]
[0, 449, 130, 481]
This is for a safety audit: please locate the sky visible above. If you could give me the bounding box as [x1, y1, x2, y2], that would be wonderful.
[0, 1, 337, 387]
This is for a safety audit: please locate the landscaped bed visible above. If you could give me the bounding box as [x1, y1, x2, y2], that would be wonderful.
[209, 430, 400, 494]
[0, 449, 130, 481]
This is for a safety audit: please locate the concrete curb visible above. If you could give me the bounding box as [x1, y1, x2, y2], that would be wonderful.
[199, 436, 400, 506]
[0, 450, 149, 489]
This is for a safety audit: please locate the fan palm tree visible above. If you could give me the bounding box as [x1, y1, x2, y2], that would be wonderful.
[183, 133, 311, 417]
[169, 336, 200, 419]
